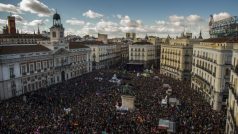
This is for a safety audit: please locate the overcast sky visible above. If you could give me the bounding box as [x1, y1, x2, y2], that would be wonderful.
[0, 0, 238, 38]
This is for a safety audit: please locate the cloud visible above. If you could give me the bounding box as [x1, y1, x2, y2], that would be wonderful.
[0, 3, 21, 14]
[186, 15, 203, 23]
[117, 14, 122, 19]
[96, 19, 119, 33]
[83, 10, 103, 19]
[12, 14, 24, 22]
[169, 15, 184, 22]
[66, 18, 85, 25]
[19, 0, 54, 17]
[152, 14, 208, 37]
[213, 12, 231, 21]
[120, 15, 143, 28]
[0, 19, 7, 25]
[24, 19, 49, 26]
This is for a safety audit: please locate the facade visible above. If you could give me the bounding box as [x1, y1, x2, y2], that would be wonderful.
[7, 15, 16, 34]
[80, 41, 119, 70]
[129, 41, 156, 68]
[126, 32, 136, 40]
[209, 15, 238, 38]
[0, 34, 48, 45]
[160, 33, 201, 81]
[97, 33, 108, 44]
[0, 15, 48, 45]
[120, 43, 129, 64]
[0, 12, 91, 100]
[147, 36, 161, 69]
[226, 43, 238, 134]
[191, 38, 236, 111]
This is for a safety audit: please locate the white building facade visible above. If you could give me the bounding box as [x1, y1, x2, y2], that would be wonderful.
[0, 12, 92, 100]
[160, 34, 201, 81]
[85, 41, 119, 70]
[226, 43, 238, 134]
[191, 38, 234, 111]
[129, 42, 156, 68]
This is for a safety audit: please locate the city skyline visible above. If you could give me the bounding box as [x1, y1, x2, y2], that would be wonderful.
[0, 0, 238, 38]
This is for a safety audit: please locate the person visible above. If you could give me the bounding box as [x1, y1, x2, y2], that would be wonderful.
[0, 68, 226, 133]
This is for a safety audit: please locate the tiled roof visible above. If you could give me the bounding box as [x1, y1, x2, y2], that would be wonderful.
[0, 45, 50, 55]
[77, 40, 104, 45]
[0, 34, 48, 39]
[69, 42, 90, 49]
[132, 41, 152, 45]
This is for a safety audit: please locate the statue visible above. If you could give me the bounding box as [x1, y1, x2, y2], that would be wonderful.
[120, 84, 135, 96]
[120, 84, 136, 111]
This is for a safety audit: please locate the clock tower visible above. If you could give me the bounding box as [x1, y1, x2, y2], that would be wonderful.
[50, 12, 65, 43]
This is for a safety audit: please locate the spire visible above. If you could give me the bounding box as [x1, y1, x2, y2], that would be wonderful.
[33, 30, 35, 34]
[37, 24, 40, 35]
[145, 33, 148, 40]
[198, 30, 203, 39]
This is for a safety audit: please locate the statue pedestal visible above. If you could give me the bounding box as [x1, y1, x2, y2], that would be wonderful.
[121, 95, 135, 111]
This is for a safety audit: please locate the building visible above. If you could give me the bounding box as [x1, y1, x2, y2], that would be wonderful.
[126, 32, 136, 40]
[209, 15, 238, 38]
[0, 34, 48, 45]
[120, 43, 129, 65]
[97, 33, 108, 44]
[0, 12, 91, 100]
[160, 32, 202, 81]
[226, 42, 238, 134]
[146, 36, 161, 69]
[129, 41, 156, 69]
[76, 41, 119, 70]
[0, 15, 48, 45]
[7, 15, 16, 34]
[191, 38, 236, 111]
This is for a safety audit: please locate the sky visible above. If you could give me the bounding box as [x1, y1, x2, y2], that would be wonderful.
[0, 0, 238, 38]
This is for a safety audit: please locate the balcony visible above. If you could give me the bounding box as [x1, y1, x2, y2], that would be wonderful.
[227, 108, 238, 133]
[233, 65, 238, 75]
[192, 74, 210, 87]
[55, 63, 72, 70]
[10, 74, 15, 79]
[196, 64, 213, 75]
[228, 83, 238, 101]
[212, 72, 216, 77]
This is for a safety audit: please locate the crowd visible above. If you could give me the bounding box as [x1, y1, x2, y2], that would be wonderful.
[0, 68, 226, 133]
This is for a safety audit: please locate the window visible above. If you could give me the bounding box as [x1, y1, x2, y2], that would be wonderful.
[21, 65, 26, 74]
[49, 60, 53, 67]
[52, 32, 56, 38]
[9, 66, 14, 78]
[60, 32, 63, 38]
[225, 68, 230, 76]
[29, 64, 34, 72]
[43, 61, 47, 69]
[36, 62, 41, 70]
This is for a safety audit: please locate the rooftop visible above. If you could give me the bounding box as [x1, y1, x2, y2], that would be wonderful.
[0, 34, 48, 39]
[69, 42, 90, 49]
[132, 41, 152, 45]
[0, 45, 50, 55]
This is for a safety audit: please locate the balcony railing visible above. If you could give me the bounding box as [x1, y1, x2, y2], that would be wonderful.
[228, 83, 238, 101]
[228, 108, 238, 133]
[196, 64, 213, 75]
[192, 74, 210, 87]
[10, 74, 15, 79]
